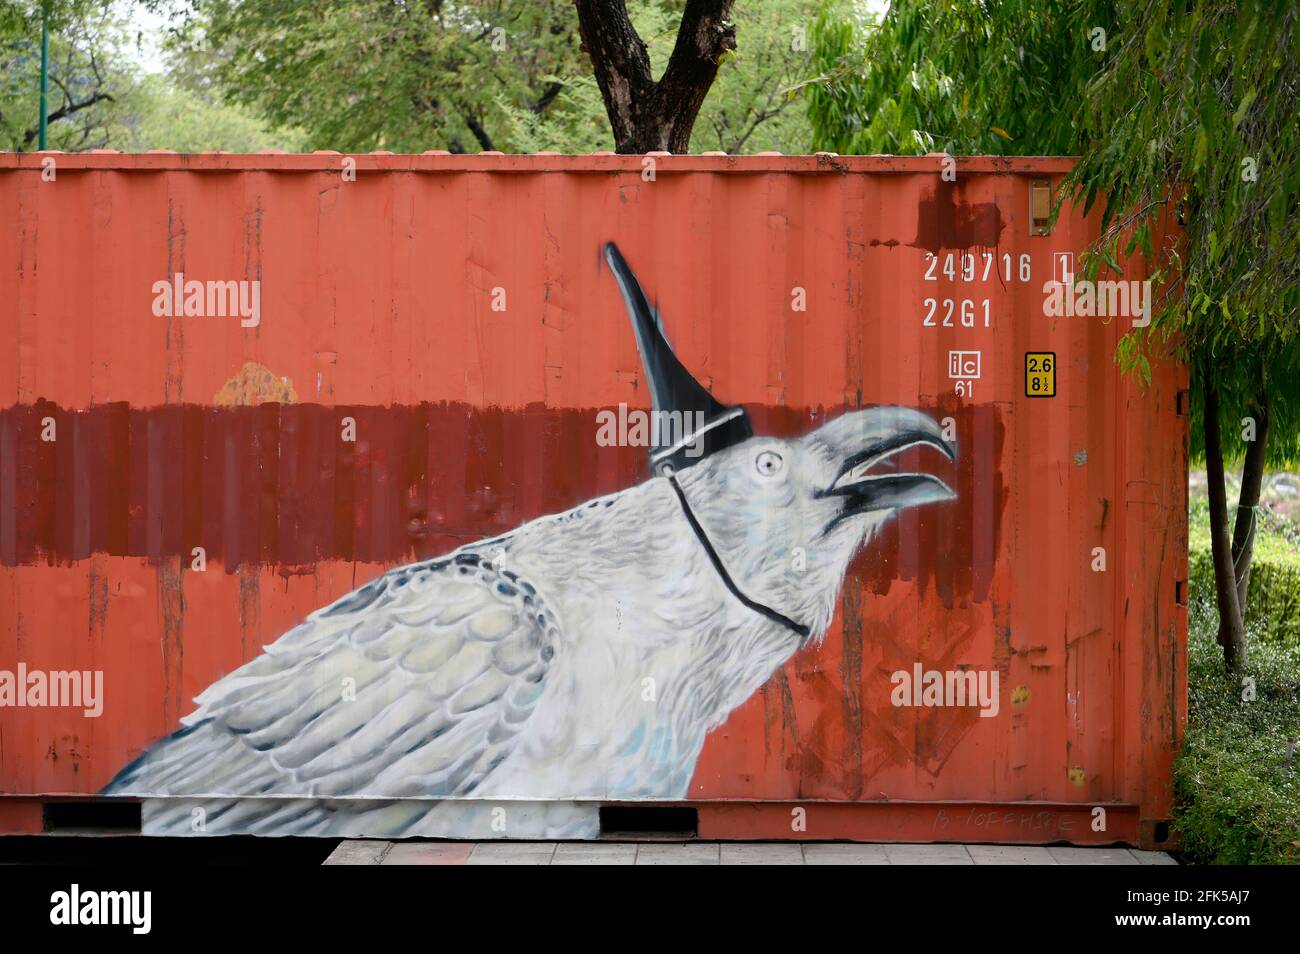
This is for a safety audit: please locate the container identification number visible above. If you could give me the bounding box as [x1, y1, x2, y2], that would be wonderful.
[921, 252, 1033, 332]
[923, 251, 1032, 284]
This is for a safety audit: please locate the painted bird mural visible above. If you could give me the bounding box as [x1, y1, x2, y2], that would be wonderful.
[104, 243, 957, 839]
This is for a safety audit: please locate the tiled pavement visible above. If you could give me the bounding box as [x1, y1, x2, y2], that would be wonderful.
[325, 840, 1177, 865]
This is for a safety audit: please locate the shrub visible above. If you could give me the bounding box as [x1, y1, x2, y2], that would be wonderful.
[1187, 498, 1300, 646]
[1174, 593, 1300, 864]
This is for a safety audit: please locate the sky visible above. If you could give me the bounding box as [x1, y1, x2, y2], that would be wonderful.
[116, 0, 171, 74]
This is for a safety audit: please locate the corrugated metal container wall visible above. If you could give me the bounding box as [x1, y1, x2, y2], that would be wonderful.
[0, 154, 1185, 847]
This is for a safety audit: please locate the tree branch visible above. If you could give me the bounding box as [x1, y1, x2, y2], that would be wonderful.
[654, 0, 736, 152]
[532, 80, 564, 115]
[23, 92, 115, 147]
[574, 0, 734, 153]
[573, 0, 654, 152]
[462, 111, 496, 152]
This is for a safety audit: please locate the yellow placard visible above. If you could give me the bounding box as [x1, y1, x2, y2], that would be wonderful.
[1026, 352, 1056, 397]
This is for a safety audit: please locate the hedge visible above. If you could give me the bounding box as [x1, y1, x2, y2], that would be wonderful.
[1188, 517, 1300, 645]
[1176, 514, 1300, 864]
[1174, 599, 1300, 864]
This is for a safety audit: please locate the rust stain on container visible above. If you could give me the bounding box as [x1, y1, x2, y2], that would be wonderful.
[214, 361, 298, 406]
[910, 181, 1005, 251]
[0, 154, 1185, 846]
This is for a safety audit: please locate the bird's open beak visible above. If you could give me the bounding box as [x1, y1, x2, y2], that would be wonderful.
[814, 407, 957, 535]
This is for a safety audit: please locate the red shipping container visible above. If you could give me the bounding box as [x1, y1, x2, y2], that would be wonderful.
[0, 153, 1185, 846]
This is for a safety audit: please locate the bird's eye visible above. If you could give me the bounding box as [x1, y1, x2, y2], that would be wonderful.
[755, 450, 784, 477]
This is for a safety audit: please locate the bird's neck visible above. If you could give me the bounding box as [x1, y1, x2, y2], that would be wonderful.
[480, 480, 809, 799]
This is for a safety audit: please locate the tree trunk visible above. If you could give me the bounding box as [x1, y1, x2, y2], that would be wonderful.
[1203, 364, 1247, 671]
[574, 0, 736, 154]
[1218, 396, 1270, 647]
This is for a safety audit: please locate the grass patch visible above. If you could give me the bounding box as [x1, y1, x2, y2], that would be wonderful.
[1174, 592, 1300, 863]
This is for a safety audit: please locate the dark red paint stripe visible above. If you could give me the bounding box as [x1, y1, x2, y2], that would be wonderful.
[0, 401, 1002, 609]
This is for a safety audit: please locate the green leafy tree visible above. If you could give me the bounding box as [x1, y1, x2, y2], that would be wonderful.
[1, 0, 125, 149]
[806, 1, 1107, 156]
[166, 0, 824, 154]
[570, 0, 819, 154]
[116, 74, 307, 152]
[1, 0, 303, 151]
[1073, 2, 1299, 673]
[808, 0, 1300, 670]
[166, 0, 576, 153]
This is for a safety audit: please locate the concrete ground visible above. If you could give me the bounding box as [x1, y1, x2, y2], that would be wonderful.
[325, 840, 1178, 865]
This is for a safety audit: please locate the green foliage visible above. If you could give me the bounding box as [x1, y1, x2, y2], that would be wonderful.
[808, 0, 1300, 468]
[173, 0, 572, 153]
[1175, 588, 1300, 864]
[116, 74, 308, 153]
[1188, 497, 1300, 645]
[0, 0, 128, 150]
[808, 0, 1102, 156]
[1071, 1, 1300, 466]
[175, 0, 825, 155]
[689, 0, 821, 154]
[490, 1, 672, 155]
[0, 0, 303, 152]
[1, 0, 104, 35]
[8, 1, 827, 155]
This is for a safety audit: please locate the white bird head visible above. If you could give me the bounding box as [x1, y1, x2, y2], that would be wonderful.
[674, 406, 956, 640]
[604, 243, 957, 642]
